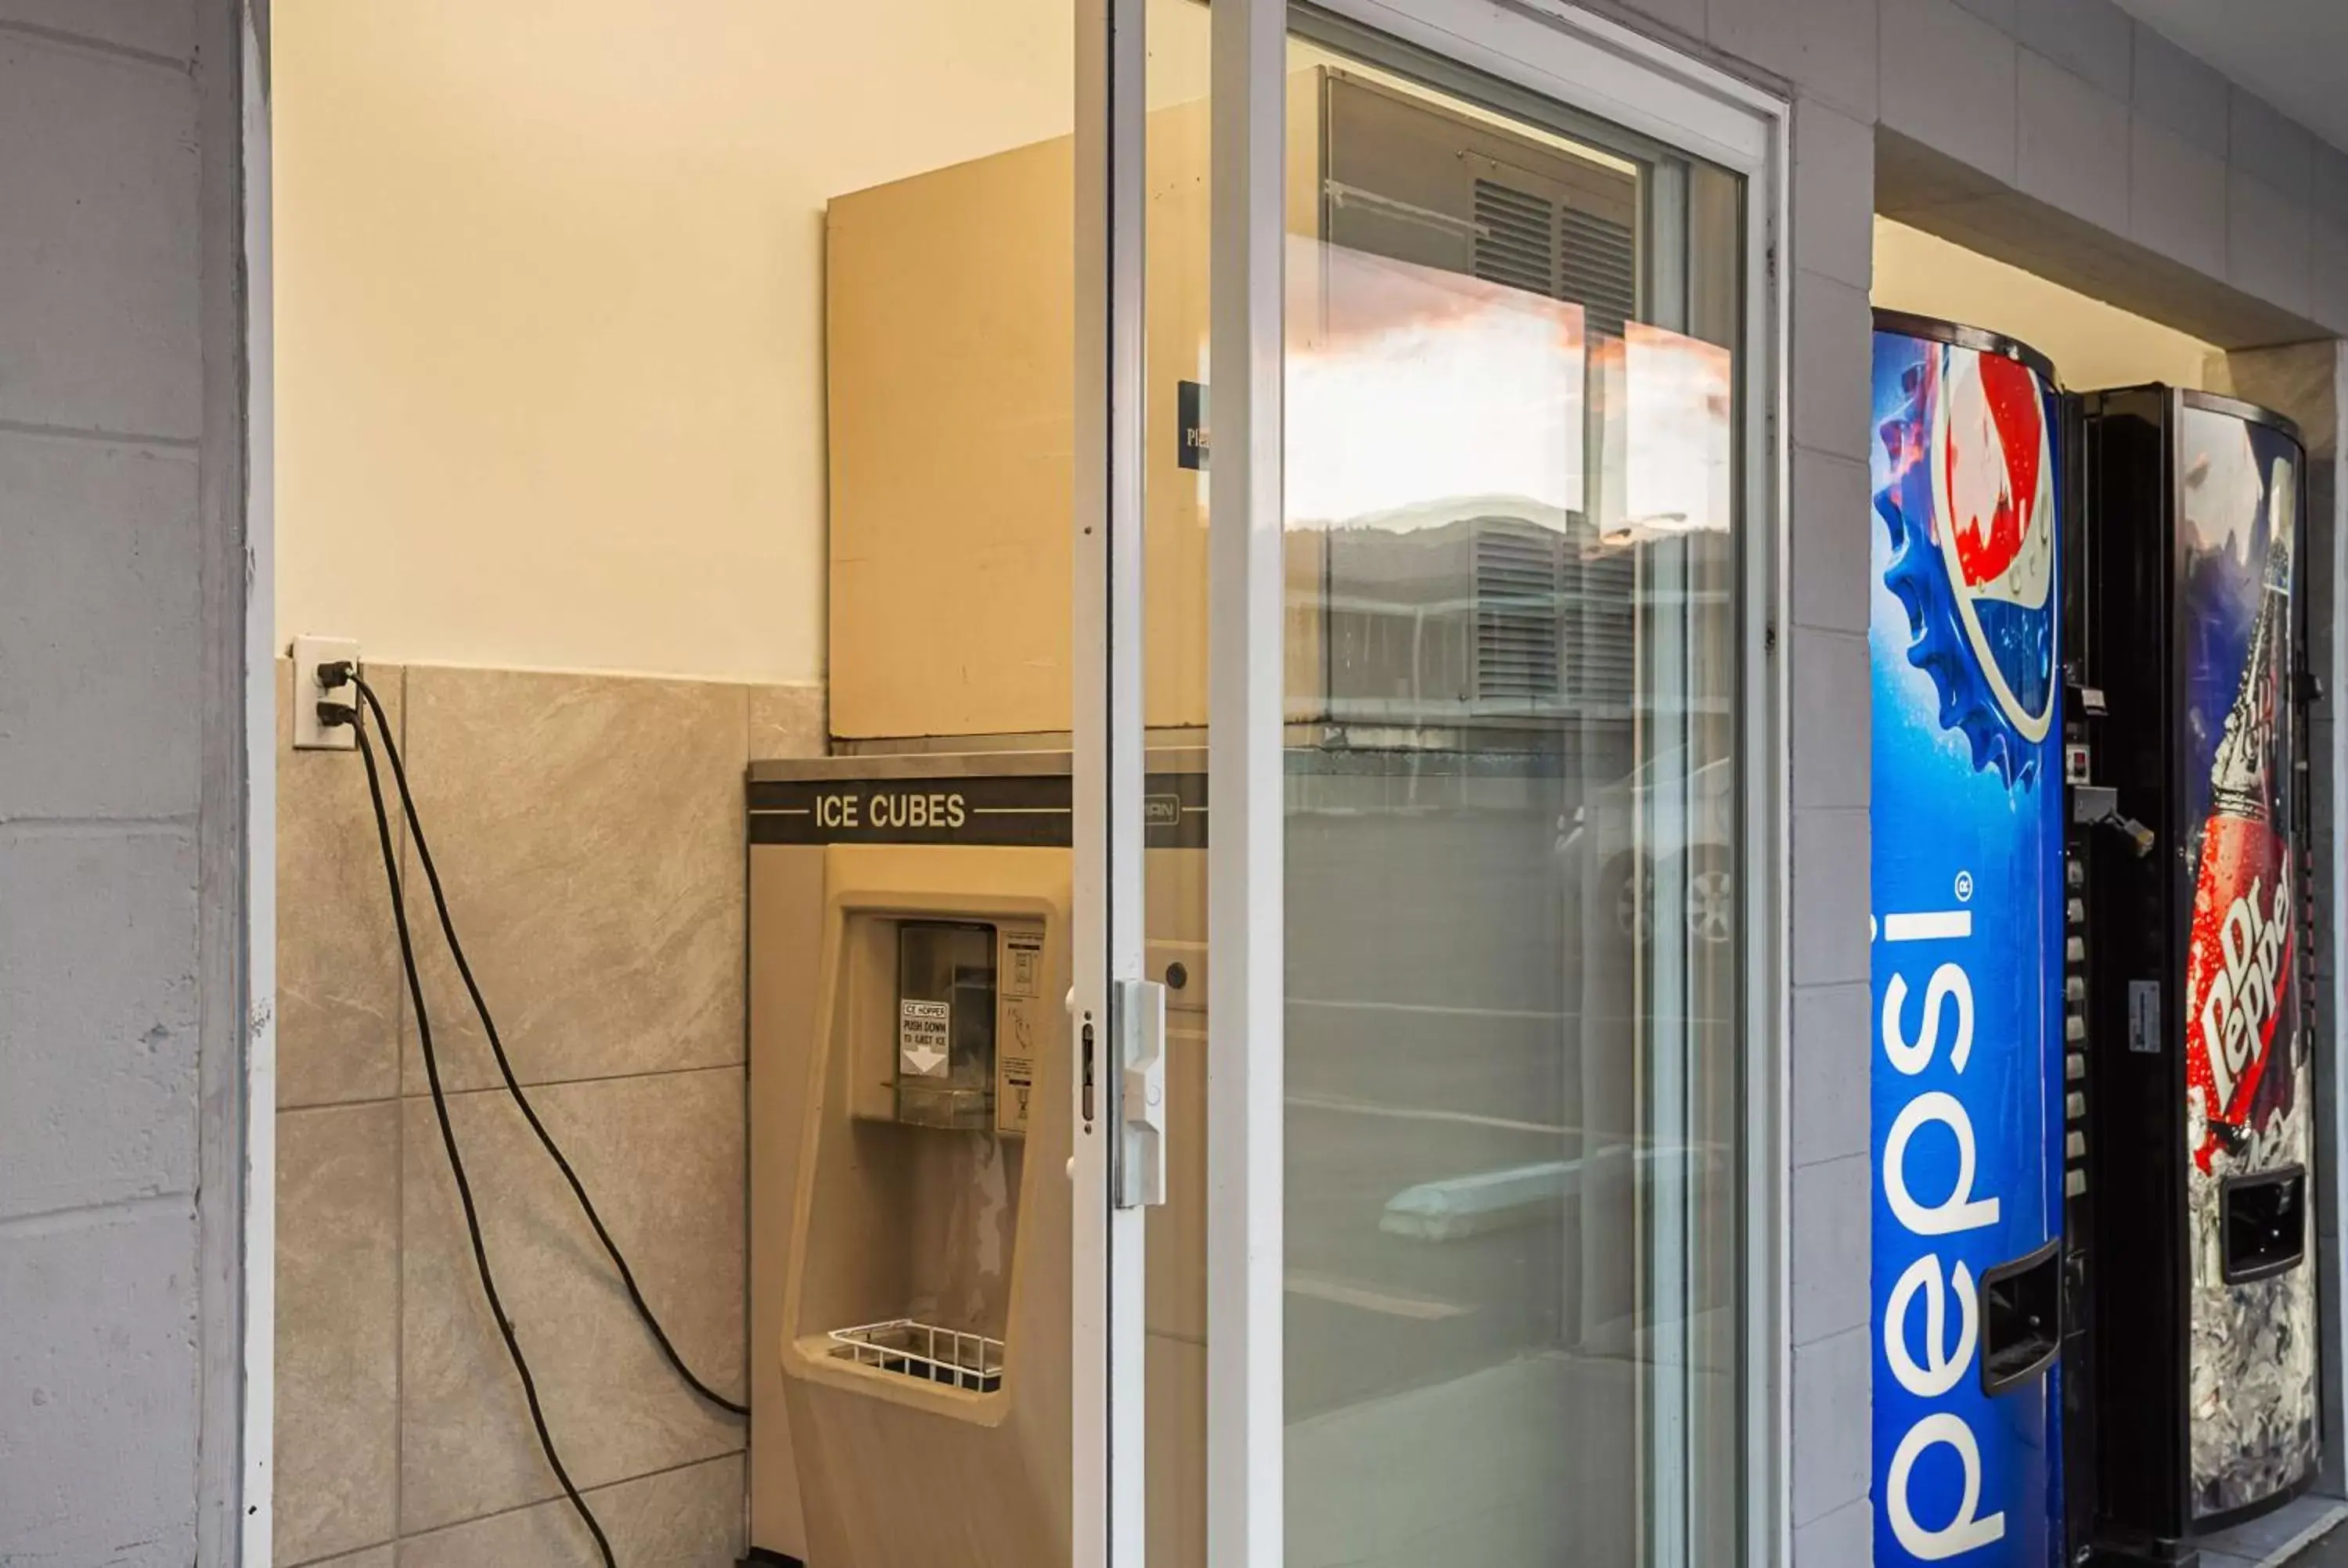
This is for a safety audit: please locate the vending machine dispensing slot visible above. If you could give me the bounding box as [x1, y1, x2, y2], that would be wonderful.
[2221, 1167, 2308, 1286]
[1979, 1240, 2065, 1397]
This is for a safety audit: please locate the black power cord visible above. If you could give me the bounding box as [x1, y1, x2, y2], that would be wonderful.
[319, 663, 748, 1565]
[340, 700, 619, 1567]
[345, 673, 750, 1420]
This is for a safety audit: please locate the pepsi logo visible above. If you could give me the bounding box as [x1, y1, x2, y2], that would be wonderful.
[1929, 347, 2057, 744]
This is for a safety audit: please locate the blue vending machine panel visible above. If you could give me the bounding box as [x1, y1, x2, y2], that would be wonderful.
[1870, 315, 2067, 1566]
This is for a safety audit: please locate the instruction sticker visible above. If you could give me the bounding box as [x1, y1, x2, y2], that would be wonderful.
[998, 1002, 1035, 1134]
[1004, 933, 1043, 1000]
[999, 1061, 1033, 1132]
[899, 999, 950, 1077]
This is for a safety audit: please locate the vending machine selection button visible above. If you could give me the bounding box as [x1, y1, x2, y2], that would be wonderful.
[2067, 1052, 2086, 1081]
[2066, 1169, 2087, 1198]
[2065, 976, 2086, 1002]
[2066, 1091, 2086, 1120]
[2067, 937, 2086, 963]
[2066, 1131, 2085, 1160]
[2065, 1014, 2087, 1042]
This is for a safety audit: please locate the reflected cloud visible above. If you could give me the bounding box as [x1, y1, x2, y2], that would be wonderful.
[1615, 322, 1734, 540]
[1288, 239, 1586, 530]
[1286, 239, 1733, 541]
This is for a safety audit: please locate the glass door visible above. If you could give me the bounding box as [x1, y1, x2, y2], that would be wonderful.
[1141, 2, 1785, 1565]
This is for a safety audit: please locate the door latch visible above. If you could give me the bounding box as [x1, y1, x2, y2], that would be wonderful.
[1111, 977, 1168, 1210]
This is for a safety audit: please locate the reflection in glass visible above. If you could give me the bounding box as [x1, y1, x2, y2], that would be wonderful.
[1275, 33, 1744, 1568]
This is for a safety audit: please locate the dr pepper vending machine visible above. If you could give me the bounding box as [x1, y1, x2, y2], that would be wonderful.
[2077, 386, 2322, 1558]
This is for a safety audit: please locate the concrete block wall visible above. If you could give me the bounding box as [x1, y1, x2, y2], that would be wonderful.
[1785, 97, 1879, 1564]
[0, 2, 242, 1563]
[1868, 0, 2348, 346]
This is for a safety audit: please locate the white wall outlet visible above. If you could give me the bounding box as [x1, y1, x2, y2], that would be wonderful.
[292, 635, 362, 751]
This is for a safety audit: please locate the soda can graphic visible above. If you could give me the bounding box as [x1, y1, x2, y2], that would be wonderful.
[1870, 315, 2065, 1566]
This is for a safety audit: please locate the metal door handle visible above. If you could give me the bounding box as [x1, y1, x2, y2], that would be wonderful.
[1113, 978, 1167, 1210]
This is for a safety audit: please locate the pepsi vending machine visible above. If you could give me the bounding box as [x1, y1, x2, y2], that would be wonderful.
[1871, 312, 2069, 1566]
[2076, 387, 2321, 1558]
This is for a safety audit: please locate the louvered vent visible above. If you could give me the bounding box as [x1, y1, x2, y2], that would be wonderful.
[1472, 521, 1563, 705]
[1472, 179, 1556, 299]
[1558, 208, 1637, 341]
[1472, 178, 1638, 341]
[1565, 545, 1637, 710]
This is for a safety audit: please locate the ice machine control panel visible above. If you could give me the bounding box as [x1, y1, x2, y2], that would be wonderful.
[884, 918, 1046, 1138]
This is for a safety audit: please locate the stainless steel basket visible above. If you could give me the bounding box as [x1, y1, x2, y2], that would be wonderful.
[825, 1318, 1005, 1394]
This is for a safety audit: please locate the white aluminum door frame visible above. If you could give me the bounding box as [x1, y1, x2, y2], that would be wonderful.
[1201, 2, 1792, 1564]
[1074, 0, 1151, 1563]
[1207, 0, 1290, 1561]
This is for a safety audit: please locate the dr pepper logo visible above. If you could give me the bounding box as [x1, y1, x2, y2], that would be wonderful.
[2187, 844, 2292, 1170]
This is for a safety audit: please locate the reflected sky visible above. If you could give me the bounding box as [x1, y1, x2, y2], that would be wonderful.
[1285, 239, 1734, 540]
[1287, 239, 1585, 529]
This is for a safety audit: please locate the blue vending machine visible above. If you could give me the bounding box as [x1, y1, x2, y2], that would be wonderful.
[1870, 312, 2069, 1566]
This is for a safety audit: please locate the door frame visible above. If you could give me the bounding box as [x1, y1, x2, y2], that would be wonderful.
[227, 0, 1788, 1558]
[1072, 0, 1151, 1563]
[1193, 2, 1792, 1563]
[229, 2, 276, 1562]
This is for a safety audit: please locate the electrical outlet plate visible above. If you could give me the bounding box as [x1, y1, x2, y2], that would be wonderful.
[292, 635, 361, 750]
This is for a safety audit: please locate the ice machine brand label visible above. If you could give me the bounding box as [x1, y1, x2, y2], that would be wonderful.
[899, 999, 950, 1077]
[1869, 325, 2065, 1565]
[747, 772, 1208, 848]
[2174, 405, 2317, 1516]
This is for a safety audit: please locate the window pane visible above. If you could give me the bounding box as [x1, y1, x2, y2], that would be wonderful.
[1277, 27, 1744, 1568]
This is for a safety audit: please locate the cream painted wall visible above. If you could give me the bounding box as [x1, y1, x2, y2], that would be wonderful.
[274, 0, 1076, 682]
[1872, 217, 2219, 392]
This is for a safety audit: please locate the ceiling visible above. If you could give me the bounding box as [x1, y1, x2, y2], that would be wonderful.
[2112, 0, 2348, 156]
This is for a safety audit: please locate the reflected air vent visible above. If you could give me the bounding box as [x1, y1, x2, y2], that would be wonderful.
[1473, 179, 1556, 298]
[1565, 545, 1637, 711]
[1560, 208, 1636, 342]
[1472, 520, 1563, 706]
[1474, 179, 1638, 342]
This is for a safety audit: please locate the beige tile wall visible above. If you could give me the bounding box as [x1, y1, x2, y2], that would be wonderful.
[273, 660, 823, 1567]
